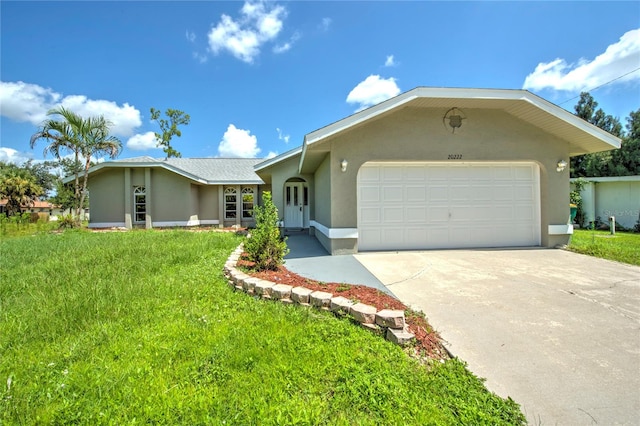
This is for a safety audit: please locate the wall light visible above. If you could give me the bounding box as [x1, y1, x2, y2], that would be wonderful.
[340, 159, 348, 172]
[556, 160, 567, 172]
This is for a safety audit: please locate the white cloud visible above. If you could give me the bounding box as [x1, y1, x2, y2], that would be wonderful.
[59, 95, 142, 137]
[266, 151, 277, 159]
[0, 81, 142, 137]
[208, 1, 287, 63]
[346, 75, 401, 111]
[127, 132, 159, 151]
[523, 28, 640, 92]
[186, 30, 196, 43]
[273, 31, 301, 54]
[193, 51, 208, 64]
[0, 147, 33, 165]
[217, 124, 260, 158]
[319, 17, 332, 32]
[276, 127, 290, 144]
[384, 55, 396, 67]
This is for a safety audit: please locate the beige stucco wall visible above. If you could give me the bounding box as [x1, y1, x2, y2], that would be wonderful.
[314, 155, 331, 226]
[259, 156, 314, 223]
[88, 167, 229, 227]
[149, 169, 192, 222]
[88, 170, 125, 224]
[198, 185, 219, 220]
[311, 107, 572, 250]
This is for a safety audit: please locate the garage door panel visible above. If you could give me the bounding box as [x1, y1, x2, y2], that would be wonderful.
[360, 186, 380, 202]
[383, 167, 403, 181]
[382, 186, 403, 202]
[429, 186, 449, 201]
[428, 207, 450, 221]
[359, 166, 380, 182]
[382, 207, 403, 222]
[406, 207, 427, 222]
[473, 186, 493, 201]
[406, 186, 427, 202]
[360, 207, 381, 224]
[358, 162, 540, 251]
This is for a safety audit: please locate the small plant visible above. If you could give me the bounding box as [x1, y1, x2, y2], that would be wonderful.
[336, 284, 350, 292]
[244, 191, 288, 271]
[570, 177, 587, 227]
[57, 214, 78, 229]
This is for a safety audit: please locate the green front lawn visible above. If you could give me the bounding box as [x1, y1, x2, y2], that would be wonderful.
[0, 229, 525, 424]
[569, 229, 640, 266]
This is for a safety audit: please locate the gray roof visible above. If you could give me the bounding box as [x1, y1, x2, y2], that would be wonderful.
[78, 157, 265, 185]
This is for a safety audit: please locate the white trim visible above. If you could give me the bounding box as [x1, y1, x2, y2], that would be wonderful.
[571, 176, 640, 183]
[549, 224, 574, 235]
[89, 222, 126, 228]
[310, 220, 358, 239]
[153, 220, 220, 227]
[254, 146, 302, 172]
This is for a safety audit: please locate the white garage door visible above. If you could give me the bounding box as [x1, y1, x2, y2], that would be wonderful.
[357, 162, 541, 251]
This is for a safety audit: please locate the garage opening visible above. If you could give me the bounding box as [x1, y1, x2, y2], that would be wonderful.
[357, 162, 541, 251]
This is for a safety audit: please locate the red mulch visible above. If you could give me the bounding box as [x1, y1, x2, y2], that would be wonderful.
[243, 259, 449, 361]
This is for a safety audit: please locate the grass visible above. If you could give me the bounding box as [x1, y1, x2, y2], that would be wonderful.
[1, 229, 525, 424]
[568, 229, 640, 266]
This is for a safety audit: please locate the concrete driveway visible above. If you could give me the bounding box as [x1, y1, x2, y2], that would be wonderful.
[355, 248, 640, 425]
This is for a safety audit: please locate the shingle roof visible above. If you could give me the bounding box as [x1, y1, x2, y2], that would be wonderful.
[78, 157, 265, 185]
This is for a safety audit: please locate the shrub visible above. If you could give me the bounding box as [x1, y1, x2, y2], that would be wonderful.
[57, 214, 79, 229]
[244, 191, 288, 271]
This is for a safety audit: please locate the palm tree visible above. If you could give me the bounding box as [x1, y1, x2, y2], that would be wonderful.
[77, 115, 122, 218]
[31, 107, 122, 221]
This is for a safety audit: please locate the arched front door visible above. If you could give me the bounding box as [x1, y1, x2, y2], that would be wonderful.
[284, 180, 308, 228]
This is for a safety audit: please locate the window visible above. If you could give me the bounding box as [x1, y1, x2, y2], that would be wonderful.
[134, 186, 146, 222]
[242, 186, 254, 218]
[224, 187, 237, 219]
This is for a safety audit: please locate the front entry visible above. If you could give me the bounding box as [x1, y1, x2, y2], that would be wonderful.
[284, 182, 305, 228]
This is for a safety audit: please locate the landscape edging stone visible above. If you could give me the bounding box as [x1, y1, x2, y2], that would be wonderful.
[223, 243, 415, 346]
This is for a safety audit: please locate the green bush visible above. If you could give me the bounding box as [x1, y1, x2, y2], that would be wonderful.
[57, 214, 79, 229]
[244, 191, 288, 271]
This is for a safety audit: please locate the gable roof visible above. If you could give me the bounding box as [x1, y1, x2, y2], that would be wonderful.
[274, 87, 621, 174]
[65, 157, 265, 185]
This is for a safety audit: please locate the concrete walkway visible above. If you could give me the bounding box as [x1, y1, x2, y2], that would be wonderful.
[283, 231, 392, 295]
[355, 248, 640, 425]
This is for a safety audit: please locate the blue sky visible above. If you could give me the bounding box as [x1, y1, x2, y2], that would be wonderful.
[1, 1, 639, 165]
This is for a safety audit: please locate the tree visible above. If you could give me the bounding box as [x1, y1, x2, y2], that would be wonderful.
[0, 170, 43, 216]
[612, 109, 640, 176]
[244, 192, 288, 271]
[77, 115, 122, 217]
[571, 92, 624, 177]
[150, 107, 190, 158]
[30, 107, 122, 221]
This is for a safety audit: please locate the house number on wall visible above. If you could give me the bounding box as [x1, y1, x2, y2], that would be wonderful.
[447, 154, 462, 160]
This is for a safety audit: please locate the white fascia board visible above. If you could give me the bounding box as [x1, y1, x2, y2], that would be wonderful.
[207, 180, 265, 185]
[570, 176, 640, 183]
[62, 161, 208, 185]
[254, 146, 303, 172]
[519, 91, 621, 149]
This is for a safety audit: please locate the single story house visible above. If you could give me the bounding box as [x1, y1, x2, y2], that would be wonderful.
[1, 199, 59, 215]
[570, 176, 640, 230]
[77, 87, 620, 254]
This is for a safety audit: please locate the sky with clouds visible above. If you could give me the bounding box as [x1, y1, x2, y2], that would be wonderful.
[1, 1, 639, 165]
